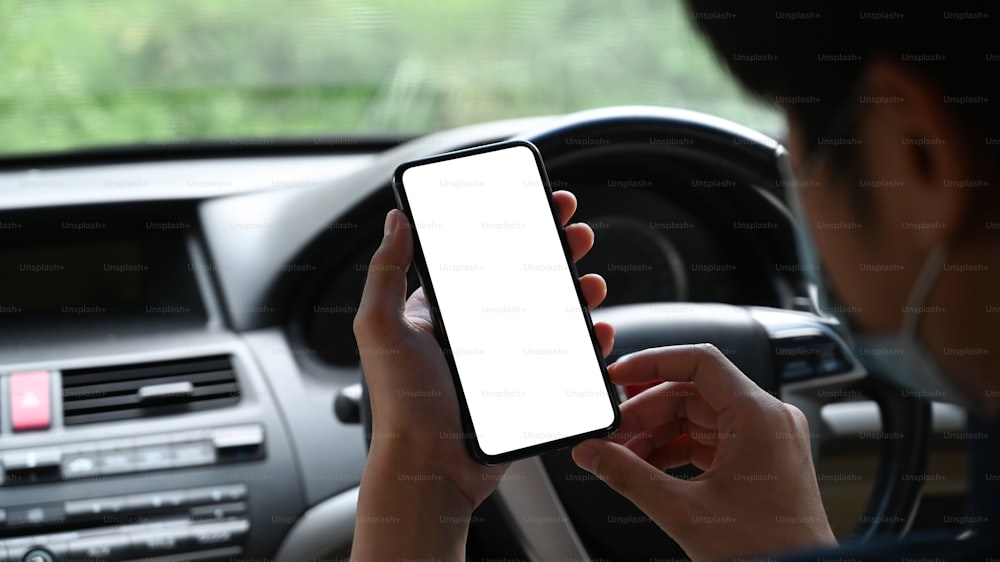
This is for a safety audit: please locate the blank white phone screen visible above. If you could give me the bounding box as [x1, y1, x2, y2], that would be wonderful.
[401, 145, 617, 457]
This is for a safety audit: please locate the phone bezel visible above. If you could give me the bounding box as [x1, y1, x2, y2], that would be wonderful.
[391, 139, 621, 465]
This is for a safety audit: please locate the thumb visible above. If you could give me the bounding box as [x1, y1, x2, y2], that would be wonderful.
[354, 209, 413, 343]
[572, 439, 681, 520]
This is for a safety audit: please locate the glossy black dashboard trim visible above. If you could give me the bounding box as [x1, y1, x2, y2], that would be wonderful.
[0, 135, 414, 171]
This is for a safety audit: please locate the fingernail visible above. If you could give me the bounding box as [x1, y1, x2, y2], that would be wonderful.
[571, 441, 600, 473]
[384, 210, 398, 237]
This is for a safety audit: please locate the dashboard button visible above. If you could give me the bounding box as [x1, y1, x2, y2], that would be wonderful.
[184, 484, 247, 505]
[2, 449, 61, 471]
[3, 537, 42, 562]
[170, 441, 216, 468]
[128, 525, 192, 556]
[190, 519, 249, 547]
[9, 371, 51, 431]
[133, 445, 172, 471]
[67, 534, 130, 560]
[125, 490, 185, 511]
[7, 506, 65, 528]
[27, 533, 71, 560]
[65, 496, 126, 518]
[98, 449, 136, 475]
[168, 428, 210, 444]
[190, 502, 246, 521]
[60, 453, 100, 480]
[211, 425, 263, 449]
[22, 549, 54, 562]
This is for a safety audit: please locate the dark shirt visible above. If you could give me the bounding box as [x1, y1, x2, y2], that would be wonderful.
[776, 416, 999, 562]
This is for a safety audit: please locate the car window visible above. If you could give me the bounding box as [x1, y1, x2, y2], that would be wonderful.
[0, 0, 780, 156]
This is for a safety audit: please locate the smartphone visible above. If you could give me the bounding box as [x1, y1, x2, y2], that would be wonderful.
[391, 140, 620, 465]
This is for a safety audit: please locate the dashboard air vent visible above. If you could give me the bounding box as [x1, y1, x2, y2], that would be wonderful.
[62, 355, 240, 426]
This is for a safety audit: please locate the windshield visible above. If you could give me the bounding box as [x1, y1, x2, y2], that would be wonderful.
[0, 0, 780, 156]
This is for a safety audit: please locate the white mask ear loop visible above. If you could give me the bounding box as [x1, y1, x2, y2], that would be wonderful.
[900, 243, 950, 340]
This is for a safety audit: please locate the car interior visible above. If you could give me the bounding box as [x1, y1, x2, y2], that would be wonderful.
[0, 2, 970, 561]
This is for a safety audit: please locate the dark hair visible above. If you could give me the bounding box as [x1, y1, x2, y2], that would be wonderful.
[683, 2, 999, 165]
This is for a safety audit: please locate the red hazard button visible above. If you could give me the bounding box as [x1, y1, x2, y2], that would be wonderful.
[10, 370, 51, 431]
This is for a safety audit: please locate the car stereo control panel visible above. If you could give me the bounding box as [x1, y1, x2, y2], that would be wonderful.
[0, 484, 249, 562]
[0, 343, 306, 562]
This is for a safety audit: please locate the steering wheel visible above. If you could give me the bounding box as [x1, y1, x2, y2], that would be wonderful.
[357, 107, 931, 561]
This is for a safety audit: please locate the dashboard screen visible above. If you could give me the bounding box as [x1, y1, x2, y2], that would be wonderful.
[0, 240, 146, 314]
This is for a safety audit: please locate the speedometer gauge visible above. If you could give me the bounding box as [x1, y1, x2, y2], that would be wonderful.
[576, 216, 688, 306]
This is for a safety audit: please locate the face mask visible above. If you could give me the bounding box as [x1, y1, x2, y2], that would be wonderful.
[845, 244, 969, 406]
[778, 149, 971, 409]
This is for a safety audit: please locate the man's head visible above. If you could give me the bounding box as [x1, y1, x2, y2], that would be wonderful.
[686, 2, 1000, 411]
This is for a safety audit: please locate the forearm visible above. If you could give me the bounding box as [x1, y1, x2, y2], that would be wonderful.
[351, 447, 474, 562]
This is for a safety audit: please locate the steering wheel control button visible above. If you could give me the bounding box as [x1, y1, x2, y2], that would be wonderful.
[772, 334, 852, 380]
[9, 371, 51, 431]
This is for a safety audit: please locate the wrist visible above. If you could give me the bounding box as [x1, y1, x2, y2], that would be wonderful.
[352, 444, 473, 561]
[365, 439, 477, 515]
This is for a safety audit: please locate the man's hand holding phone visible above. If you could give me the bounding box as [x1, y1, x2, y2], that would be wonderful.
[352, 191, 613, 561]
[352, 141, 834, 562]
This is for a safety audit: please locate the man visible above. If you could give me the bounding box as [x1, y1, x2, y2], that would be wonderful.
[351, 3, 999, 560]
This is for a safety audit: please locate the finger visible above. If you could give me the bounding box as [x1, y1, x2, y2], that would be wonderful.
[553, 190, 578, 225]
[615, 418, 685, 456]
[608, 344, 765, 412]
[354, 210, 412, 344]
[641, 419, 723, 449]
[646, 435, 717, 472]
[614, 382, 718, 444]
[593, 321, 615, 359]
[619, 420, 717, 472]
[579, 274, 607, 310]
[565, 222, 595, 262]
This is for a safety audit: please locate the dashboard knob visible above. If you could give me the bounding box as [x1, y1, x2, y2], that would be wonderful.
[334, 382, 363, 424]
[24, 550, 55, 562]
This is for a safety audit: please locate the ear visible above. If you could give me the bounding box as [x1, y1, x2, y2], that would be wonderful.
[857, 56, 979, 249]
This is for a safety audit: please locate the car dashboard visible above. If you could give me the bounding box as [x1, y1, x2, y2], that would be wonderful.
[0, 149, 381, 561]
